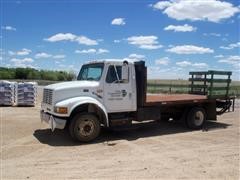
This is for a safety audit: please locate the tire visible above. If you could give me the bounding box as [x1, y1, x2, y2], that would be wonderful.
[69, 114, 101, 142]
[186, 107, 206, 129]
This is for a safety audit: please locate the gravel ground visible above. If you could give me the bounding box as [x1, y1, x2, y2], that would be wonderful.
[1, 88, 239, 179]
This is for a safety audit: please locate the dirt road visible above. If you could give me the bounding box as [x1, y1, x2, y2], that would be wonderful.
[1, 90, 239, 179]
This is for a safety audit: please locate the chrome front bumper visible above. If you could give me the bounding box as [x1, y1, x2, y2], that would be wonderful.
[40, 110, 66, 131]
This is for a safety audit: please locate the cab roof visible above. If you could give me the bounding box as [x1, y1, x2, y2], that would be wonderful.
[84, 59, 144, 65]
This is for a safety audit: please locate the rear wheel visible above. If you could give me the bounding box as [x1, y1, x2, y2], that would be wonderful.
[186, 107, 206, 129]
[69, 114, 100, 142]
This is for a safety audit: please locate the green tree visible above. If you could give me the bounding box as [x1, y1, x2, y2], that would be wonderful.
[0, 67, 76, 81]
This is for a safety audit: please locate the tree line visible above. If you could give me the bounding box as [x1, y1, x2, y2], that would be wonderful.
[0, 67, 76, 81]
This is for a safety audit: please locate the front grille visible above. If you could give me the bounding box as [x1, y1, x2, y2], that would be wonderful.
[43, 88, 53, 105]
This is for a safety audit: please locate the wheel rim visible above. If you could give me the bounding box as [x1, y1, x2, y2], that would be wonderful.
[77, 119, 94, 137]
[194, 111, 204, 126]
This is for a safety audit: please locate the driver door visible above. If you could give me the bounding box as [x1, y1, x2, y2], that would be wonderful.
[103, 64, 133, 113]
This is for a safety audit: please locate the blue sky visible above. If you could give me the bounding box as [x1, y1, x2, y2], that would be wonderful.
[1, 0, 240, 80]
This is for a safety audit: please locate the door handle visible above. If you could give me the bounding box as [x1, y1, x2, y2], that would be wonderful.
[129, 92, 132, 98]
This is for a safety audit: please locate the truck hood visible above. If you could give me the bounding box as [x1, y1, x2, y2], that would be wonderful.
[44, 81, 101, 105]
[46, 81, 99, 91]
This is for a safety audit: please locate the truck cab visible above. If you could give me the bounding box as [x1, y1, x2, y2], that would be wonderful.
[41, 60, 140, 141]
[41, 60, 234, 142]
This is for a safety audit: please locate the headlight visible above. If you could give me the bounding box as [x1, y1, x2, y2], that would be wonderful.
[54, 107, 68, 114]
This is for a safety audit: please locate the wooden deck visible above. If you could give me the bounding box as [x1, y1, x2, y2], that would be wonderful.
[145, 94, 208, 106]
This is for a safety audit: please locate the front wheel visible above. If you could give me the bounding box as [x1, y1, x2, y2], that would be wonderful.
[69, 114, 101, 142]
[186, 107, 206, 129]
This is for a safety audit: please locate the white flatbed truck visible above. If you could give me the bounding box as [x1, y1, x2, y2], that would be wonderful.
[40, 60, 235, 142]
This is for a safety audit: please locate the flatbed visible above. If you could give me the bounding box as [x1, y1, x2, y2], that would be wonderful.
[146, 94, 208, 106]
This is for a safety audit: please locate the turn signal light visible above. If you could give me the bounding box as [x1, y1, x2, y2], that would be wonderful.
[54, 107, 68, 114]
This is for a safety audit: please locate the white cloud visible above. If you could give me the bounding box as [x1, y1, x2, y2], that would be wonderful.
[218, 55, 240, 65]
[98, 48, 109, 54]
[35, 52, 52, 59]
[152, 0, 240, 23]
[152, 1, 172, 10]
[139, 44, 163, 50]
[214, 55, 224, 58]
[220, 42, 240, 50]
[127, 35, 163, 50]
[75, 48, 109, 54]
[225, 61, 240, 75]
[1, 26, 16, 31]
[57, 64, 76, 71]
[17, 49, 31, 56]
[176, 61, 208, 68]
[8, 48, 32, 56]
[114, 40, 121, 43]
[52, 54, 66, 59]
[35, 52, 66, 59]
[10, 57, 34, 68]
[45, 33, 76, 42]
[123, 54, 146, 62]
[55, 58, 65, 64]
[75, 49, 96, 54]
[128, 54, 145, 59]
[176, 61, 192, 67]
[192, 63, 208, 68]
[11, 57, 33, 63]
[127, 35, 156, 45]
[147, 66, 184, 79]
[75, 36, 98, 46]
[55, 61, 61, 64]
[44, 33, 98, 46]
[155, 57, 170, 65]
[166, 45, 214, 54]
[164, 24, 196, 32]
[111, 18, 126, 25]
[203, 33, 221, 37]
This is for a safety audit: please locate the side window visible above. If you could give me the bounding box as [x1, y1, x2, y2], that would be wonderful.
[106, 66, 118, 83]
[81, 68, 88, 80]
[106, 65, 129, 83]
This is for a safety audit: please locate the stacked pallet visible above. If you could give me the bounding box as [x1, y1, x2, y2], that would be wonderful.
[15, 82, 37, 106]
[0, 80, 15, 106]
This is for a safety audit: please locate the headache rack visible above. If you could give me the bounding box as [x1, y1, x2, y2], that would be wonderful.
[189, 70, 235, 115]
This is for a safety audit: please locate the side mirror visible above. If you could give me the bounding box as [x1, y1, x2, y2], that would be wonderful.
[121, 65, 129, 81]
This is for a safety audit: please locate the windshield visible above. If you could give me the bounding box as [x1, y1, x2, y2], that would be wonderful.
[77, 63, 104, 81]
